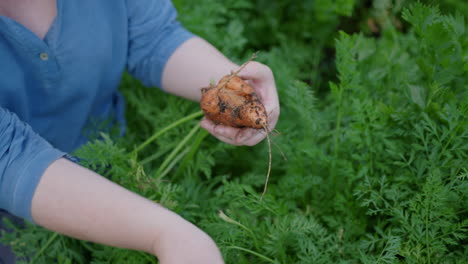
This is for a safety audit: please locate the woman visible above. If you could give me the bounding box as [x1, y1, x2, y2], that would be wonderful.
[0, 0, 279, 263]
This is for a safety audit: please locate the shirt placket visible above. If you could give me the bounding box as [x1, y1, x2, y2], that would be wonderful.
[0, 17, 61, 91]
[36, 46, 61, 90]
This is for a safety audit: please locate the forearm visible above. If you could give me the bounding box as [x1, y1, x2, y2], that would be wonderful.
[162, 37, 238, 101]
[30, 158, 213, 257]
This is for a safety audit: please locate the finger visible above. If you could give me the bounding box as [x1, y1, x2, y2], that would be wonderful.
[202, 119, 238, 140]
[201, 117, 265, 146]
[265, 106, 280, 131]
[242, 129, 268, 146]
[200, 118, 244, 146]
[237, 62, 279, 114]
[238, 62, 274, 101]
[237, 61, 273, 82]
[242, 108, 279, 145]
[212, 132, 242, 146]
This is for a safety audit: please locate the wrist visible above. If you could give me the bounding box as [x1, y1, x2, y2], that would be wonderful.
[151, 213, 223, 263]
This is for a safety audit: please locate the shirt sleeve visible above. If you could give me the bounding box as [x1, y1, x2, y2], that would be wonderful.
[125, 0, 195, 89]
[0, 108, 65, 223]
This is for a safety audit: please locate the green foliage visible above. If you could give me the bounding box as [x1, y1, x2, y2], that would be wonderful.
[172, 0, 361, 90]
[2, 1, 467, 264]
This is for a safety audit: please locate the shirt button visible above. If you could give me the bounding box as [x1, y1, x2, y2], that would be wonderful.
[39, 52, 49, 61]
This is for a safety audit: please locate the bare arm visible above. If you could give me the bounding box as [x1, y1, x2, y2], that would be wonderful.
[31, 158, 223, 264]
[162, 37, 238, 101]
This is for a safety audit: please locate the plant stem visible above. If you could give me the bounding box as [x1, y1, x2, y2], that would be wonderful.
[158, 148, 190, 179]
[260, 125, 272, 201]
[173, 129, 209, 179]
[140, 149, 169, 166]
[154, 123, 201, 179]
[219, 210, 259, 249]
[225, 245, 275, 263]
[132, 111, 203, 154]
[29, 232, 59, 264]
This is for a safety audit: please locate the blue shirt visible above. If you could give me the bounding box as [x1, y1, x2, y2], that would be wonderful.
[0, 0, 193, 222]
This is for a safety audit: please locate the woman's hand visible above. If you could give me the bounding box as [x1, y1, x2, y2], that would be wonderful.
[201, 61, 280, 146]
[163, 37, 280, 146]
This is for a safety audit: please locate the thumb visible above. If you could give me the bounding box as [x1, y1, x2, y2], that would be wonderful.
[237, 61, 273, 82]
